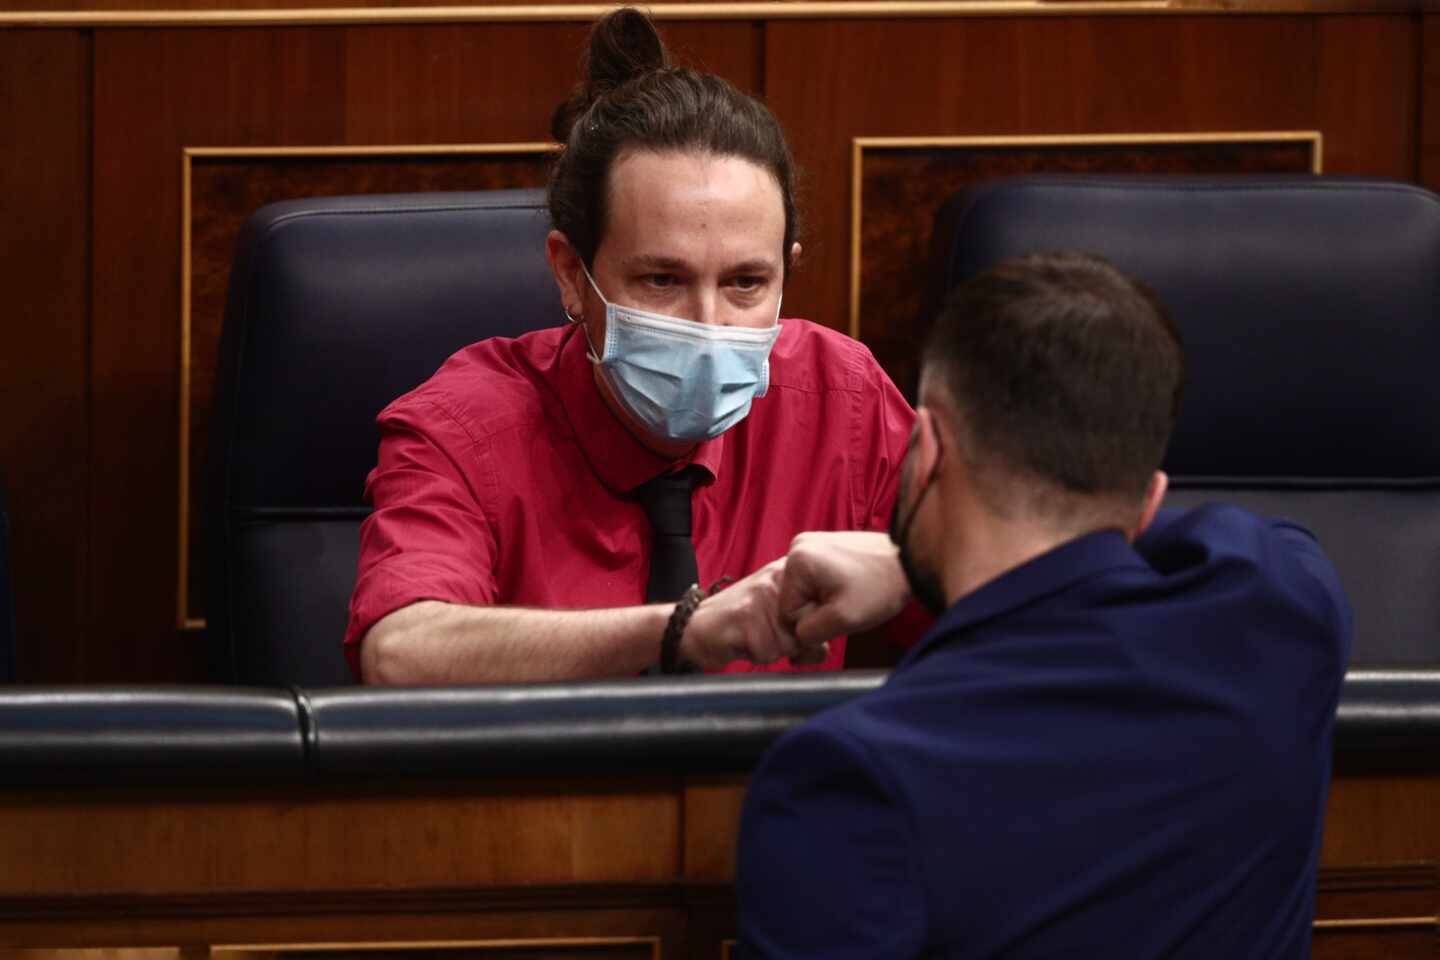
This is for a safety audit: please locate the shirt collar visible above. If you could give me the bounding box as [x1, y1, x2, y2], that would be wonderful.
[900, 528, 1147, 667]
[554, 322, 726, 494]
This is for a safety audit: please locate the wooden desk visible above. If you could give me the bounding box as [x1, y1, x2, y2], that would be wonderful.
[0, 770, 1433, 959]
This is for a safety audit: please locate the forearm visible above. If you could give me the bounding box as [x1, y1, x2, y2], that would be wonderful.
[360, 600, 672, 684]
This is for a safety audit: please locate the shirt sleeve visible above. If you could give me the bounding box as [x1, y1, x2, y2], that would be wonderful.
[737, 724, 928, 959]
[343, 396, 500, 678]
[854, 356, 916, 535]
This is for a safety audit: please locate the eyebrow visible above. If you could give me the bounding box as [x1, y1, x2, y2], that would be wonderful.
[621, 254, 779, 274]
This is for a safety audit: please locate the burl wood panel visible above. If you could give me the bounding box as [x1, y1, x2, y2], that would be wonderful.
[88, 21, 759, 680]
[183, 150, 555, 625]
[765, 15, 1421, 352]
[857, 137, 1315, 399]
[0, 31, 90, 682]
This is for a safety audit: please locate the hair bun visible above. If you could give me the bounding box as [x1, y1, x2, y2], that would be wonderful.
[550, 7, 670, 142]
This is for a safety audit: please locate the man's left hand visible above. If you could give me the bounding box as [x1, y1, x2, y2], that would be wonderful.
[680, 560, 828, 668]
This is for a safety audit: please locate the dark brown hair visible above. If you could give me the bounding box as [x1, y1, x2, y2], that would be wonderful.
[923, 253, 1184, 509]
[548, 8, 800, 274]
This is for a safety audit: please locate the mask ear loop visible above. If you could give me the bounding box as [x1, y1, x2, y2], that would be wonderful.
[568, 262, 608, 364]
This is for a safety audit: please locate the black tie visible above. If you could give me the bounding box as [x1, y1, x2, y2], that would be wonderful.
[636, 467, 702, 604]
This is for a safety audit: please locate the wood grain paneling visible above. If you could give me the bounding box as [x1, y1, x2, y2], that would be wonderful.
[0, 31, 90, 682]
[1316, 15, 1419, 179]
[0, 772, 1432, 956]
[1423, 14, 1440, 191]
[89, 21, 758, 679]
[1322, 775, 1440, 866]
[1311, 924, 1439, 960]
[0, 1, 1431, 20]
[0, 781, 679, 896]
[680, 781, 745, 883]
[765, 15, 1419, 339]
[93, 29, 346, 681]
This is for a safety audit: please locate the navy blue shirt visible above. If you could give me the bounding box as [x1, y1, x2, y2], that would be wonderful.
[737, 505, 1351, 959]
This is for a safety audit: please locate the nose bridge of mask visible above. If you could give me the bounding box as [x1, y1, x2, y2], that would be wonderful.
[578, 263, 782, 443]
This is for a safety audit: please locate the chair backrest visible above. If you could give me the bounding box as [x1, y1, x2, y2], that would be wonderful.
[0, 480, 14, 682]
[208, 189, 561, 685]
[929, 175, 1440, 666]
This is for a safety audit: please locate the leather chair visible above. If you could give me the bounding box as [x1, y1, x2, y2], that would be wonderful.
[928, 175, 1440, 667]
[208, 189, 562, 685]
[0, 480, 14, 682]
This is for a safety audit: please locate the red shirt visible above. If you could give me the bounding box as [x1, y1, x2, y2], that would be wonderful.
[345, 318, 916, 676]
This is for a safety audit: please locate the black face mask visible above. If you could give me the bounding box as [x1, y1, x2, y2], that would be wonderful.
[888, 438, 948, 617]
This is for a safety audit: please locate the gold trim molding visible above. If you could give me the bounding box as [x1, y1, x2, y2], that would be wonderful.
[214, 937, 662, 957]
[0, 0, 1427, 28]
[1311, 916, 1438, 930]
[848, 130, 1324, 340]
[0, 0, 1350, 30]
[177, 141, 559, 632]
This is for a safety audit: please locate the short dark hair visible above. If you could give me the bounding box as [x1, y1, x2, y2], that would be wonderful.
[922, 253, 1184, 513]
[547, 8, 800, 274]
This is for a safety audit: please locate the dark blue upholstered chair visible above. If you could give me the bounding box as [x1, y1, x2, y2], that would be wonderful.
[929, 175, 1440, 667]
[208, 190, 561, 685]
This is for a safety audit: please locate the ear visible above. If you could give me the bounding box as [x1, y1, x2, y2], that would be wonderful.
[545, 230, 587, 319]
[788, 241, 803, 272]
[1131, 470, 1168, 541]
[910, 406, 943, 489]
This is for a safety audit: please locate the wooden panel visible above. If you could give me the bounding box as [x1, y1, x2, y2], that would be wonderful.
[0, 772, 1432, 956]
[680, 781, 745, 883]
[89, 21, 759, 680]
[0, 30, 90, 682]
[766, 15, 1421, 351]
[1316, 15, 1419, 179]
[0, 1, 1432, 18]
[767, 15, 1320, 336]
[1311, 924, 1438, 960]
[0, 781, 679, 896]
[1322, 775, 1440, 866]
[1423, 14, 1440, 191]
[1317, 865, 1438, 921]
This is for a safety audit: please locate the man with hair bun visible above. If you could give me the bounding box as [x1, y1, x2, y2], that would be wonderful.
[346, 7, 916, 683]
[738, 253, 1350, 958]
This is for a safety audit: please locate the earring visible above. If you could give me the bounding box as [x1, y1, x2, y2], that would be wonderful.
[564, 306, 583, 324]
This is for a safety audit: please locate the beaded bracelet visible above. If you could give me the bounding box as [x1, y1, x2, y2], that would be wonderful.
[660, 576, 733, 674]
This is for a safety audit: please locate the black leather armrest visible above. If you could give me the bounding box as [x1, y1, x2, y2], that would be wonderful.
[0, 669, 1433, 787]
[0, 687, 305, 786]
[302, 671, 888, 779]
[1333, 669, 1440, 773]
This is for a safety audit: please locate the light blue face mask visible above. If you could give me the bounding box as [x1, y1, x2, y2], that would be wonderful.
[578, 266, 782, 444]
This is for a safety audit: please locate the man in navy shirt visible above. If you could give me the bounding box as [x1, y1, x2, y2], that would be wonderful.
[738, 253, 1351, 958]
